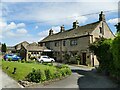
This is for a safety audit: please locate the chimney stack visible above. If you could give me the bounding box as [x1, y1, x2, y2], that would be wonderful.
[99, 11, 105, 22]
[73, 20, 79, 29]
[49, 29, 53, 36]
[60, 25, 65, 32]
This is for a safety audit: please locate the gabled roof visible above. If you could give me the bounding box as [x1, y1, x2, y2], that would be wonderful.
[15, 41, 29, 47]
[14, 41, 29, 50]
[25, 42, 48, 51]
[40, 21, 100, 42]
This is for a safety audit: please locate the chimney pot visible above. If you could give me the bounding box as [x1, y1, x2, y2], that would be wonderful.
[49, 29, 53, 36]
[73, 20, 79, 29]
[60, 25, 65, 32]
[99, 11, 105, 21]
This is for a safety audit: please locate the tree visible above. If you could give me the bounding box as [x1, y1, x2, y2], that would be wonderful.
[111, 33, 120, 79]
[89, 38, 113, 74]
[1, 43, 7, 53]
[115, 22, 120, 33]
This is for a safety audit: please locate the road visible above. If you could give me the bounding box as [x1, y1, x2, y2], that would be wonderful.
[27, 65, 117, 88]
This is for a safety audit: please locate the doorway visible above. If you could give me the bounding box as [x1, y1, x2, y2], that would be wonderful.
[82, 53, 86, 65]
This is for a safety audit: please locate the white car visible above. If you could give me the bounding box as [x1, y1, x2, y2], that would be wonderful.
[37, 55, 55, 63]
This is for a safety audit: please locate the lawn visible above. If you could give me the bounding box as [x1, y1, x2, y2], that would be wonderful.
[2, 61, 57, 81]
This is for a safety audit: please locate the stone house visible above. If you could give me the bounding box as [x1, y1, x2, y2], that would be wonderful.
[15, 42, 51, 60]
[14, 41, 29, 51]
[38, 11, 114, 66]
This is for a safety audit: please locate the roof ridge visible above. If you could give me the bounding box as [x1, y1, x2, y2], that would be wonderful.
[40, 21, 101, 42]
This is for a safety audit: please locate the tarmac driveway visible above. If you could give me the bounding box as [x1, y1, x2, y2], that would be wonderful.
[70, 65, 117, 88]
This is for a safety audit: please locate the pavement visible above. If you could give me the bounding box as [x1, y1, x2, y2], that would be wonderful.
[1, 67, 22, 88]
[0, 54, 22, 89]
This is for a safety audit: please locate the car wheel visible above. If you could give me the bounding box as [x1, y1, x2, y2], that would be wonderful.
[40, 60, 44, 64]
[6, 58, 8, 61]
[51, 60, 54, 63]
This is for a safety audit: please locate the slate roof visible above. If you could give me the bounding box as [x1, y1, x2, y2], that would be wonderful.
[40, 21, 100, 42]
[15, 41, 29, 47]
[25, 42, 49, 51]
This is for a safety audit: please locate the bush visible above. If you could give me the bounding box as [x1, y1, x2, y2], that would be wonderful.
[25, 64, 71, 83]
[25, 69, 46, 83]
[21, 59, 25, 63]
[59, 67, 72, 77]
[8, 58, 12, 61]
[55, 64, 69, 69]
[111, 33, 120, 81]
[45, 69, 54, 80]
[60, 68, 67, 76]
[25, 60, 36, 64]
[18, 59, 21, 62]
[89, 38, 113, 73]
[65, 68, 72, 75]
[54, 70, 62, 78]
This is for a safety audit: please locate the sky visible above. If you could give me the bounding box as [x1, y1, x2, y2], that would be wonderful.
[0, 0, 119, 46]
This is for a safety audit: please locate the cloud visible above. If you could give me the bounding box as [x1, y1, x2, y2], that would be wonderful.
[6, 22, 17, 30]
[16, 28, 28, 34]
[17, 23, 26, 28]
[1, 20, 28, 38]
[2, 2, 117, 26]
[1, 0, 119, 2]
[38, 26, 60, 40]
[6, 22, 26, 30]
[107, 18, 120, 25]
[1, 2, 118, 45]
[52, 26, 60, 33]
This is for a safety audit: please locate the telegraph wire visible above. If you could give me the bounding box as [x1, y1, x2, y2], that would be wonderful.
[25, 9, 117, 25]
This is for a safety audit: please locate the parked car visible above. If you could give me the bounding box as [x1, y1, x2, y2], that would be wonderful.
[4, 54, 22, 61]
[37, 55, 55, 63]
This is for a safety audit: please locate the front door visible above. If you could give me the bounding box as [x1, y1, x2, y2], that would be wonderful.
[82, 53, 86, 65]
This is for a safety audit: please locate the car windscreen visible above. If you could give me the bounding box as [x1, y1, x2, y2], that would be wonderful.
[42, 56, 48, 58]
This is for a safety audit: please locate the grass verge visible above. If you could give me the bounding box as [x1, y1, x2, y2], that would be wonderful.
[2, 60, 57, 81]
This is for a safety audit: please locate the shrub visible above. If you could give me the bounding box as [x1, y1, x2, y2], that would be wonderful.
[111, 33, 120, 81]
[25, 60, 36, 64]
[8, 58, 12, 61]
[60, 68, 67, 76]
[47, 63, 53, 66]
[60, 68, 72, 77]
[89, 38, 113, 73]
[65, 68, 72, 75]
[44, 69, 53, 80]
[55, 64, 69, 69]
[63, 53, 70, 63]
[21, 59, 25, 63]
[18, 59, 21, 62]
[25, 69, 46, 83]
[54, 70, 62, 78]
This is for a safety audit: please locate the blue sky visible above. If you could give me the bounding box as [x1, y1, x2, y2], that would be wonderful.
[0, 0, 119, 46]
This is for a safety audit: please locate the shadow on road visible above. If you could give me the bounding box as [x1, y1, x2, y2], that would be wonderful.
[71, 69, 117, 88]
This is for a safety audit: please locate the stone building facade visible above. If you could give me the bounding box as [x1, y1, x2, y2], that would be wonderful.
[39, 11, 114, 66]
[15, 41, 51, 60]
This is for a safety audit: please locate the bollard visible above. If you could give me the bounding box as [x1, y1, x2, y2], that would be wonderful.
[12, 67, 17, 74]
